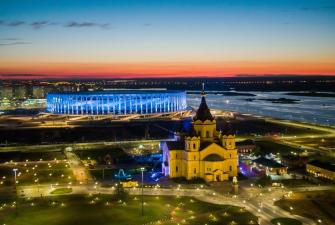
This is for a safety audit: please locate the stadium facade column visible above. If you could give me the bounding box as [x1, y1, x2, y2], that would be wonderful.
[112, 96, 115, 114]
[145, 95, 148, 114]
[85, 96, 87, 114]
[135, 96, 138, 113]
[150, 95, 153, 114]
[117, 96, 120, 114]
[130, 95, 132, 114]
[71, 97, 74, 114]
[95, 96, 98, 115]
[177, 95, 179, 111]
[55, 97, 58, 114]
[123, 95, 126, 114]
[168, 95, 170, 112]
[140, 96, 143, 114]
[60, 97, 63, 114]
[107, 96, 110, 114]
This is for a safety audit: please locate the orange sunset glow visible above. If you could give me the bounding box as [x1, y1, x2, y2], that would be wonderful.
[1, 61, 335, 79]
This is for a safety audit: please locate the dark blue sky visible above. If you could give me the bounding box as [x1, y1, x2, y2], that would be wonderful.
[0, 0, 334, 78]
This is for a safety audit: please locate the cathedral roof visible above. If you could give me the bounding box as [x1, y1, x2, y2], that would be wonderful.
[203, 154, 224, 161]
[193, 83, 214, 122]
[187, 127, 199, 138]
[193, 96, 214, 122]
[200, 141, 214, 150]
[166, 141, 184, 150]
[221, 122, 235, 135]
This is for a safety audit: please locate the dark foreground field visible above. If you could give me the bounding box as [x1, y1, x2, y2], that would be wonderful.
[275, 190, 335, 225]
[0, 195, 258, 225]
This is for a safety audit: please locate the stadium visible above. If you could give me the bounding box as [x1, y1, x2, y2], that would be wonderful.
[46, 90, 187, 116]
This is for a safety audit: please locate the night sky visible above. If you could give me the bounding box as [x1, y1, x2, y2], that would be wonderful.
[0, 0, 335, 79]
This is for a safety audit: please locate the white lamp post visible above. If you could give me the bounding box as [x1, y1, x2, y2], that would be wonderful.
[13, 168, 18, 184]
[140, 167, 145, 216]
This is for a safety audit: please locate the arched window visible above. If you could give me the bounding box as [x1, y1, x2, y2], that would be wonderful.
[229, 166, 232, 171]
[194, 168, 196, 174]
[193, 143, 196, 149]
[206, 131, 209, 137]
[176, 166, 178, 172]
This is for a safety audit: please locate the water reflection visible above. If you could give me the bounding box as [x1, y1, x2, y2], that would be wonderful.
[187, 92, 335, 126]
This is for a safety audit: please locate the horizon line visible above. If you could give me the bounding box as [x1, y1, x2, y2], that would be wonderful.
[1, 73, 335, 80]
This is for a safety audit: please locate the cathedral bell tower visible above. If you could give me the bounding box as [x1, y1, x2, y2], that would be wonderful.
[221, 122, 236, 149]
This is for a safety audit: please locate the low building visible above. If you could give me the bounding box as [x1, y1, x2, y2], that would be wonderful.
[306, 160, 335, 181]
[252, 157, 287, 176]
[281, 155, 308, 168]
[236, 139, 256, 155]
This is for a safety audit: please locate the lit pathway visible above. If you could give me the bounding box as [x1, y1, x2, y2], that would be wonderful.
[64, 151, 93, 183]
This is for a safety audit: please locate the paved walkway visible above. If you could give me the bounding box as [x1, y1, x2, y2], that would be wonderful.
[64, 151, 92, 183]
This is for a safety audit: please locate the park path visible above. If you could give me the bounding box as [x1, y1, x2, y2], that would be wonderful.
[195, 192, 316, 225]
[64, 151, 93, 183]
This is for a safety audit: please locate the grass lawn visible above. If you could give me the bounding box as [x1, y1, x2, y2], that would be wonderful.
[275, 190, 335, 225]
[271, 217, 302, 225]
[0, 161, 75, 186]
[0, 195, 258, 225]
[254, 141, 302, 156]
[279, 179, 319, 188]
[291, 137, 335, 150]
[75, 148, 134, 164]
[50, 188, 73, 195]
[0, 151, 65, 164]
[219, 116, 328, 137]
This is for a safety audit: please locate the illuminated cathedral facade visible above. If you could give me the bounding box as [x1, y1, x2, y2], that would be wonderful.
[162, 87, 238, 182]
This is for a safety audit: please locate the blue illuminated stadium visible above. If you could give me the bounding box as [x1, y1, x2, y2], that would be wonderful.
[46, 90, 187, 115]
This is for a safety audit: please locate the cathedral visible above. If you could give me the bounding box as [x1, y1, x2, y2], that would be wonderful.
[162, 87, 238, 182]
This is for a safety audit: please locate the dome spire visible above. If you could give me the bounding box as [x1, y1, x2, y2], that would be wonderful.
[200, 82, 206, 96]
[193, 83, 214, 122]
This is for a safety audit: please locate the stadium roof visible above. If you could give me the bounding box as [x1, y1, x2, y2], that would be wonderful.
[49, 90, 184, 95]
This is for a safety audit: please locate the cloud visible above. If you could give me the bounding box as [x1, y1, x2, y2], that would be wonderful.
[0, 20, 112, 29]
[65, 21, 111, 29]
[7, 21, 25, 26]
[0, 41, 32, 46]
[49, 22, 60, 26]
[30, 21, 49, 29]
[0, 38, 22, 41]
[300, 6, 335, 11]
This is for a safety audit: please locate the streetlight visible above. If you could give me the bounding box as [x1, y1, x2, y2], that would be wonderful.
[140, 167, 145, 216]
[13, 168, 18, 184]
[13, 168, 18, 214]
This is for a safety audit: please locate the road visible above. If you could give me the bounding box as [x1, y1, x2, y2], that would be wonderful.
[232, 112, 335, 156]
